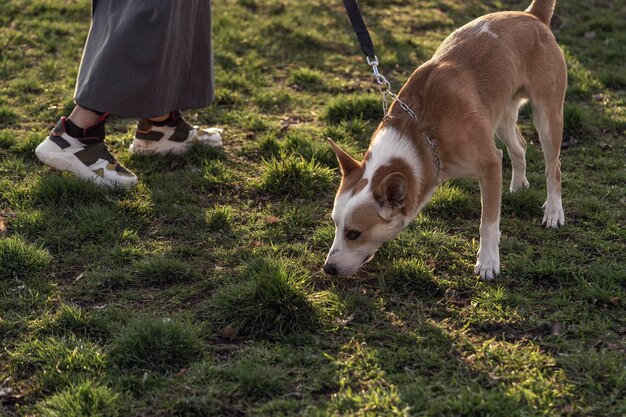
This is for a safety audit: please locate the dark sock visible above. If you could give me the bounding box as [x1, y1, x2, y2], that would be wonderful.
[65, 117, 106, 144]
[149, 110, 182, 126]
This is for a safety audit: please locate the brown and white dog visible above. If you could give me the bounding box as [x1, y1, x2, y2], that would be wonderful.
[324, 0, 566, 279]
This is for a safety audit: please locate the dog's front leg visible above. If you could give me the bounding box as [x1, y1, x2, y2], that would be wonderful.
[474, 150, 503, 280]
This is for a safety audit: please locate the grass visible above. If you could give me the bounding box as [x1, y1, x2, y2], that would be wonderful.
[36, 380, 119, 417]
[131, 257, 196, 286]
[1, 0, 625, 416]
[109, 318, 203, 373]
[256, 154, 334, 198]
[0, 235, 52, 280]
[205, 258, 321, 337]
[8, 336, 107, 394]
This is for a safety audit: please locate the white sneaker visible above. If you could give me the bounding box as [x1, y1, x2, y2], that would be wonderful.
[128, 111, 223, 156]
[35, 117, 138, 188]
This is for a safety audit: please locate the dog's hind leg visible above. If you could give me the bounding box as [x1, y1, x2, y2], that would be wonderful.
[527, 39, 567, 228]
[496, 99, 529, 192]
[531, 97, 565, 228]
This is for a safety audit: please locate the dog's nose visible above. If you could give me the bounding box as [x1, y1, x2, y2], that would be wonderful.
[323, 263, 338, 275]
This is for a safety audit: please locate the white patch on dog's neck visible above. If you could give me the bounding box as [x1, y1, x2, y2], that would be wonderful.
[363, 127, 421, 183]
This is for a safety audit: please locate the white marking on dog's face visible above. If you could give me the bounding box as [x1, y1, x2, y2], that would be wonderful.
[326, 187, 406, 276]
[325, 127, 421, 276]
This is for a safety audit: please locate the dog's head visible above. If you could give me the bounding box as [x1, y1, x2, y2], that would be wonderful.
[323, 136, 418, 276]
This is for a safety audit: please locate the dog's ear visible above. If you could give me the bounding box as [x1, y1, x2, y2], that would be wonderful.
[375, 172, 407, 217]
[327, 138, 360, 176]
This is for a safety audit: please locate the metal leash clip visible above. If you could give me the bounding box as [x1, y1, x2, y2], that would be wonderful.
[367, 56, 391, 114]
[366, 56, 441, 170]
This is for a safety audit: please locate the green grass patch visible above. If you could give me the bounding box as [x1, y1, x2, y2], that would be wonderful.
[281, 129, 338, 167]
[324, 95, 381, 124]
[255, 88, 292, 111]
[289, 67, 325, 91]
[9, 336, 107, 392]
[501, 188, 544, 219]
[423, 182, 480, 220]
[227, 358, 288, 400]
[0, 105, 19, 124]
[132, 257, 195, 286]
[204, 204, 234, 232]
[32, 303, 112, 340]
[30, 175, 110, 207]
[256, 154, 334, 198]
[0, 235, 52, 280]
[36, 380, 120, 417]
[379, 258, 442, 297]
[206, 258, 319, 337]
[0, 129, 16, 148]
[11, 132, 42, 159]
[563, 102, 589, 138]
[109, 317, 203, 373]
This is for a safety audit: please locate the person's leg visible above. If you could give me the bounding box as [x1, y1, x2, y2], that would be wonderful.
[68, 105, 103, 128]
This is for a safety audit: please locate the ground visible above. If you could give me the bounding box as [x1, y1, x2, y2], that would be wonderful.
[0, 0, 625, 416]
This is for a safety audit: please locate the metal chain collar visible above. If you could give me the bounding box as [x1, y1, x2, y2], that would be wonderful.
[367, 56, 441, 170]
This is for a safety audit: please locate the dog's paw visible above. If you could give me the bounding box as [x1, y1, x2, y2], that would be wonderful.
[510, 177, 529, 193]
[542, 201, 565, 228]
[474, 257, 500, 280]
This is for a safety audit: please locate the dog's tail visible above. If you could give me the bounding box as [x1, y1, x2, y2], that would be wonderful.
[526, 0, 556, 25]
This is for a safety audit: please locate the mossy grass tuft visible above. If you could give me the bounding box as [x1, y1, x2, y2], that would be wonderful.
[171, 396, 223, 417]
[0, 235, 52, 280]
[228, 358, 288, 400]
[0, 105, 19, 124]
[423, 182, 480, 219]
[255, 89, 292, 111]
[501, 188, 544, 218]
[380, 258, 442, 297]
[31, 175, 111, 207]
[53, 304, 112, 339]
[9, 336, 107, 392]
[563, 102, 589, 138]
[578, 262, 625, 306]
[290, 67, 324, 91]
[207, 258, 319, 337]
[109, 317, 203, 373]
[204, 205, 234, 232]
[258, 132, 282, 157]
[0, 129, 16, 148]
[36, 380, 120, 417]
[132, 257, 195, 286]
[256, 154, 334, 198]
[280, 129, 338, 168]
[324, 95, 381, 124]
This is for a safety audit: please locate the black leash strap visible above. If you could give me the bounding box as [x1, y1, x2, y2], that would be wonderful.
[343, 0, 376, 60]
[341, 0, 442, 171]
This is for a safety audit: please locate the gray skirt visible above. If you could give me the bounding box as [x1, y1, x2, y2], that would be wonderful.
[74, 0, 214, 118]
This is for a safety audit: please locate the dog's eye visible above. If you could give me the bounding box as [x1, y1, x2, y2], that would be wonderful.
[345, 230, 361, 240]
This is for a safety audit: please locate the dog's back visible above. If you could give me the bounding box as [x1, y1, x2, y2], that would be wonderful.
[397, 2, 564, 132]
